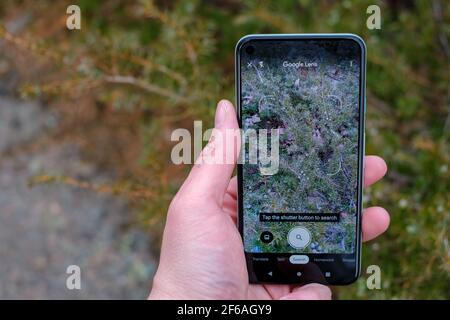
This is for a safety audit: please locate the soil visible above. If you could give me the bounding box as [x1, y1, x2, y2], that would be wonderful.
[0, 96, 156, 299]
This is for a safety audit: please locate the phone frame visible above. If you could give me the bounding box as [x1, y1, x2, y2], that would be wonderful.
[235, 34, 366, 285]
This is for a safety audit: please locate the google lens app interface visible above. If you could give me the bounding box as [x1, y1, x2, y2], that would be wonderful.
[241, 40, 361, 254]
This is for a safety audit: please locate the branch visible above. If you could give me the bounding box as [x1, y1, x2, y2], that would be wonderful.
[28, 175, 154, 200]
[104, 75, 191, 103]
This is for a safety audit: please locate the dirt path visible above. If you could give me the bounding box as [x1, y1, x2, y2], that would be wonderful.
[0, 96, 155, 299]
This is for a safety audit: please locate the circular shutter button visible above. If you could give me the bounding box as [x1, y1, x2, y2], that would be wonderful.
[287, 227, 311, 249]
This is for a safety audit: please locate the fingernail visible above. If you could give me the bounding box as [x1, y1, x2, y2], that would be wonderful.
[215, 100, 229, 128]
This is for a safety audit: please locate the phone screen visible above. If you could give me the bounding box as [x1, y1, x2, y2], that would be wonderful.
[237, 35, 365, 285]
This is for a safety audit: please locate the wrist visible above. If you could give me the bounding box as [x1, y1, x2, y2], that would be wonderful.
[148, 273, 181, 300]
[148, 288, 172, 300]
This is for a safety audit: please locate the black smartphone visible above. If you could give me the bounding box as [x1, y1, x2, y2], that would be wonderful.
[236, 34, 366, 285]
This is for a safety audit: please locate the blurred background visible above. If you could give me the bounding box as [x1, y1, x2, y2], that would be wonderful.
[0, 0, 448, 299]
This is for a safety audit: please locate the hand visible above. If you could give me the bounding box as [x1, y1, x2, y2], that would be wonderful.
[149, 100, 389, 300]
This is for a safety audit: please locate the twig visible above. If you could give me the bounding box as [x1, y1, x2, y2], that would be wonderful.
[432, 0, 450, 58]
[104, 75, 191, 103]
[28, 175, 155, 200]
[117, 53, 187, 86]
[251, 64, 264, 83]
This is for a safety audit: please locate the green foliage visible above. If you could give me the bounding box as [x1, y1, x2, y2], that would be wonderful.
[1, 0, 448, 299]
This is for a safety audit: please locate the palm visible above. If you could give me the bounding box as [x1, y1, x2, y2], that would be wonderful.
[217, 178, 322, 299]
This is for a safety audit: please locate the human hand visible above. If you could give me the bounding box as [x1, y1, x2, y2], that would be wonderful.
[149, 100, 389, 300]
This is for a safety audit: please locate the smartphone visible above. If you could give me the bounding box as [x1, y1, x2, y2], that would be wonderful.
[236, 34, 366, 285]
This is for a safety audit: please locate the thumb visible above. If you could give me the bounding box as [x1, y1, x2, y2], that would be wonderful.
[178, 99, 240, 205]
[280, 284, 332, 300]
